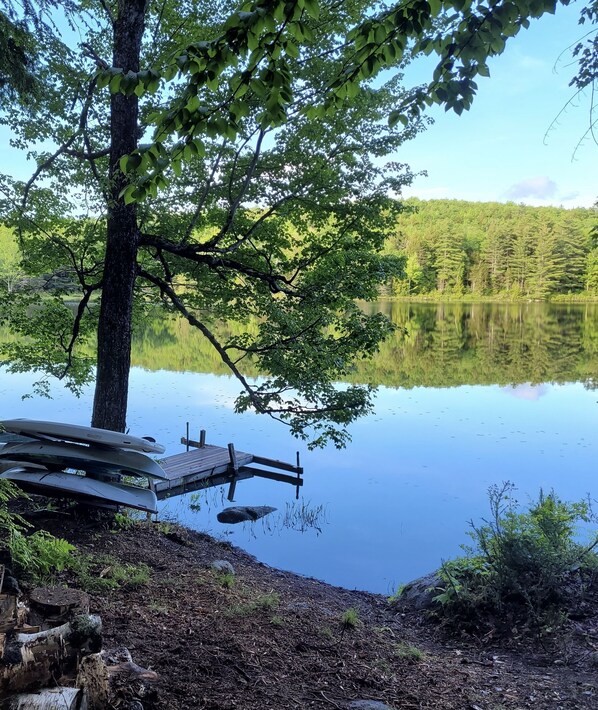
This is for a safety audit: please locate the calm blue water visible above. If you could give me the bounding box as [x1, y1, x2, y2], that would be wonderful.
[2, 367, 596, 594]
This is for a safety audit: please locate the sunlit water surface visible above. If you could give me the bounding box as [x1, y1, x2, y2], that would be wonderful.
[2, 371, 596, 594]
[1, 302, 597, 594]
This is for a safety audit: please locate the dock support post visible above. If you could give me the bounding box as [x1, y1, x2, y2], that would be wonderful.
[186, 422, 190, 451]
[227, 479, 237, 501]
[200, 430, 206, 447]
[146, 479, 156, 520]
[227, 443, 238, 501]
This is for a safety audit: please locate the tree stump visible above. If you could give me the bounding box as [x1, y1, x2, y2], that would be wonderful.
[0, 594, 17, 633]
[75, 654, 109, 710]
[28, 588, 90, 631]
[102, 647, 158, 704]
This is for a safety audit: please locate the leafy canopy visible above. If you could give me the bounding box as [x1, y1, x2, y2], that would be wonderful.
[0, 0, 592, 444]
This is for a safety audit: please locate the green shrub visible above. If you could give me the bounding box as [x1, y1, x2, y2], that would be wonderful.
[434, 483, 598, 630]
[9, 530, 76, 585]
[0, 480, 77, 585]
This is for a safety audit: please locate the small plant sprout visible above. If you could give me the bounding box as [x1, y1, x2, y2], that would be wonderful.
[388, 583, 407, 603]
[216, 571, 235, 589]
[341, 607, 361, 629]
[394, 641, 425, 662]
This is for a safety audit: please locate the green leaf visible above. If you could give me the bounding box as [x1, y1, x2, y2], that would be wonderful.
[120, 184, 137, 204]
[96, 71, 111, 90]
[109, 74, 121, 94]
[191, 138, 206, 156]
[388, 111, 408, 128]
[303, 0, 320, 20]
[163, 64, 178, 82]
[285, 40, 299, 59]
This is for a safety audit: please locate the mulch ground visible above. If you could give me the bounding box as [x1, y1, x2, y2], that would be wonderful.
[18, 511, 598, 709]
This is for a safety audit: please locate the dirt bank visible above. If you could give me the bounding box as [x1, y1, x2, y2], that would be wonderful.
[14, 513, 598, 709]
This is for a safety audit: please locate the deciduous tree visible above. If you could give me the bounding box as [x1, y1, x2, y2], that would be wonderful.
[0, 0, 591, 445]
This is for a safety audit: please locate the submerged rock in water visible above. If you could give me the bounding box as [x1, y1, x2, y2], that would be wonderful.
[217, 505, 277, 524]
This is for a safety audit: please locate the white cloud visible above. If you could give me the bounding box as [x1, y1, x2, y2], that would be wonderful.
[559, 191, 581, 202]
[517, 54, 549, 71]
[504, 176, 558, 200]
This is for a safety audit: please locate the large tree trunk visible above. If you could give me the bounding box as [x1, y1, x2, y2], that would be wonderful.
[91, 0, 148, 432]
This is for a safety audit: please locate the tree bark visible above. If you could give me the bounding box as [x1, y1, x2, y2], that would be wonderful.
[28, 587, 90, 631]
[1, 615, 102, 693]
[75, 654, 109, 710]
[0, 687, 84, 709]
[91, 0, 148, 431]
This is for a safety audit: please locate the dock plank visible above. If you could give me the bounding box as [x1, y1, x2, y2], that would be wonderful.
[160, 445, 253, 481]
[154, 439, 302, 499]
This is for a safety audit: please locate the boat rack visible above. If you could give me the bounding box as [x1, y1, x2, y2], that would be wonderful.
[154, 427, 304, 501]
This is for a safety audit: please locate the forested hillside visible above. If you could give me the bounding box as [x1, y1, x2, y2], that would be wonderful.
[387, 200, 597, 298]
[3, 199, 597, 301]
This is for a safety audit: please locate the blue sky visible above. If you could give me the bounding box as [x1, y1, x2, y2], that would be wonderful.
[397, 2, 596, 208]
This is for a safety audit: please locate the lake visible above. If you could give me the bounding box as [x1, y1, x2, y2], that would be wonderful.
[1, 301, 597, 594]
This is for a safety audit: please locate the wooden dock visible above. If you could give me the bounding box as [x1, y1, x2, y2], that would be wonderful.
[154, 430, 303, 501]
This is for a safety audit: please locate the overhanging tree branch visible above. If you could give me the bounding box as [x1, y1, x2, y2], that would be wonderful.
[139, 232, 297, 293]
[137, 266, 268, 412]
[20, 76, 99, 211]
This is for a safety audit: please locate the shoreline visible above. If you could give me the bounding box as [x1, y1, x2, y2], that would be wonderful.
[380, 295, 598, 304]
[16, 509, 598, 709]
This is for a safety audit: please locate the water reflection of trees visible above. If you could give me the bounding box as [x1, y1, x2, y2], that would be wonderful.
[360, 302, 598, 388]
[5, 302, 596, 390]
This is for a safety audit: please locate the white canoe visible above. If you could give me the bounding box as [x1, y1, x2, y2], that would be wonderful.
[0, 468, 158, 514]
[0, 440, 168, 480]
[0, 419, 165, 454]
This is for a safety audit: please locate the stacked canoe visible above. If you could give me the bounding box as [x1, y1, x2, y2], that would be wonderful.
[0, 419, 167, 514]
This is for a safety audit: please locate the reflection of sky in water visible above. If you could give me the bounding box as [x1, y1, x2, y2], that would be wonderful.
[501, 384, 549, 401]
[1, 368, 597, 595]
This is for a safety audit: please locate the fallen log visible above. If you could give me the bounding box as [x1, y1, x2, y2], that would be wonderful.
[1, 615, 101, 694]
[0, 687, 85, 709]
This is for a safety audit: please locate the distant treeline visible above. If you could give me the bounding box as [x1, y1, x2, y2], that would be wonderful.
[386, 199, 597, 298]
[3, 201, 597, 300]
